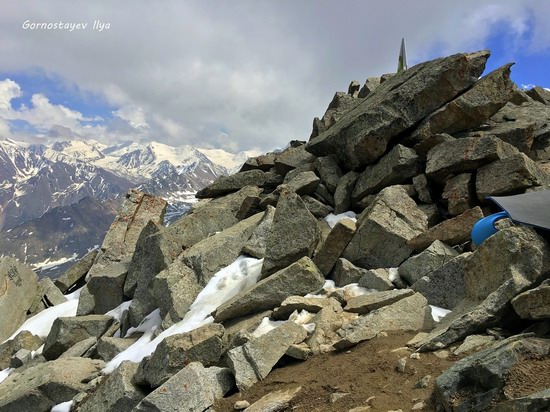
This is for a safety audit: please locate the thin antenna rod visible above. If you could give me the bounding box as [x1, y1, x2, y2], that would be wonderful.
[398, 38, 408, 73]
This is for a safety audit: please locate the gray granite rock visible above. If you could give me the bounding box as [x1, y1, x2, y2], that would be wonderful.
[306, 51, 489, 168]
[0, 357, 105, 412]
[0, 257, 39, 342]
[343, 186, 427, 268]
[357, 268, 394, 291]
[411, 253, 471, 310]
[434, 335, 550, 411]
[352, 144, 422, 201]
[227, 321, 307, 389]
[399, 240, 459, 285]
[426, 136, 518, 183]
[335, 292, 433, 349]
[333, 171, 358, 214]
[262, 189, 320, 276]
[476, 153, 547, 200]
[313, 218, 356, 276]
[409, 207, 483, 252]
[43, 315, 114, 360]
[136, 324, 225, 388]
[134, 363, 234, 412]
[411, 63, 516, 143]
[214, 257, 325, 323]
[344, 289, 414, 314]
[79, 361, 145, 412]
[183, 212, 264, 285]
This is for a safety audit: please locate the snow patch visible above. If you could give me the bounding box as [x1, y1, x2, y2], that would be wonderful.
[51, 400, 74, 412]
[4, 287, 81, 343]
[103, 256, 263, 374]
[31, 253, 78, 271]
[0, 368, 13, 384]
[430, 305, 451, 322]
[105, 300, 132, 322]
[325, 212, 357, 228]
[251, 317, 285, 338]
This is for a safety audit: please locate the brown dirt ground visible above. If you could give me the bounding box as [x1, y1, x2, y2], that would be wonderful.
[502, 354, 550, 400]
[215, 331, 462, 412]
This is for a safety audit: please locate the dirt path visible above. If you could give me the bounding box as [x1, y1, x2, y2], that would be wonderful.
[215, 331, 462, 411]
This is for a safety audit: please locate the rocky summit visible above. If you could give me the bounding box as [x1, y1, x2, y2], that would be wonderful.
[1, 50, 550, 412]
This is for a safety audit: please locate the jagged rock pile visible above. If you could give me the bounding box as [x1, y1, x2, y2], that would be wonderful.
[1, 50, 550, 411]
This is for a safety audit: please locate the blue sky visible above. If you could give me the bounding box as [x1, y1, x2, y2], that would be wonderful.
[0, 0, 549, 152]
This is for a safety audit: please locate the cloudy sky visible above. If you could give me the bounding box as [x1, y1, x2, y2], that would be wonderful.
[0, 0, 549, 153]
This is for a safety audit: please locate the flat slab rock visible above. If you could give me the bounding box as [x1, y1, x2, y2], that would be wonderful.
[0, 357, 105, 412]
[134, 362, 234, 412]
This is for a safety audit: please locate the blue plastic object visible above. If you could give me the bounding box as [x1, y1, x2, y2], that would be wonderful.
[471, 211, 509, 246]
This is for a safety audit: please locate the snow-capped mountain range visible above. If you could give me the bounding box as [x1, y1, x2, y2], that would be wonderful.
[0, 138, 259, 275]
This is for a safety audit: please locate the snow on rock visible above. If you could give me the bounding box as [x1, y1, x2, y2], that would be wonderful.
[0, 368, 12, 384]
[50, 400, 74, 412]
[4, 287, 82, 343]
[430, 305, 451, 322]
[251, 317, 285, 338]
[105, 300, 132, 322]
[103, 256, 264, 374]
[325, 212, 357, 229]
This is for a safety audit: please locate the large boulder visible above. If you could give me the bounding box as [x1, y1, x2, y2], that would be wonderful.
[476, 100, 550, 157]
[0, 357, 105, 412]
[0, 331, 43, 370]
[511, 281, 550, 320]
[313, 218, 356, 276]
[274, 144, 316, 176]
[411, 253, 471, 310]
[182, 212, 264, 285]
[416, 226, 550, 351]
[410, 63, 516, 143]
[227, 321, 307, 390]
[306, 51, 489, 168]
[476, 153, 548, 200]
[399, 240, 459, 285]
[0, 257, 39, 342]
[43, 315, 114, 360]
[314, 156, 343, 193]
[262, 189, 320, 276]
[242, 205, 275, 258]
[124, 185, 262, 298]
[196, 170, 272, 198]
[136, 324, 225, 388]
[77, 260, 128, 315]
[408, 207, 483, 252]
[283, 171, 320, 195]
[273, 296, 342, 319]
[334, 292, 433, 349]
[352, 144, 422, 201]
[442, 173, 475, 216]
[28, 278, 67, 316]
[330, 258, 367, 287]
[342, 186, 427, 268]
[148, 258, 201, 329]
[425, 136, 518, 183]
[80, 190, 167, 314]
[54, 249, 98, 293]
[214, 257, 325, 323]
[134, 362, 234, 412]
[344, 289, 414, 314]
[333, 171, 358, 214]
[78, 361, 145, 412]
[433, 335, 550, 411]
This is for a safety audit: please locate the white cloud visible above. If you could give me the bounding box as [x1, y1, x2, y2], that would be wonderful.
[0, 1, 548, 151]
[0, 79, 22, 111]
[113, 105, 148, 129]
